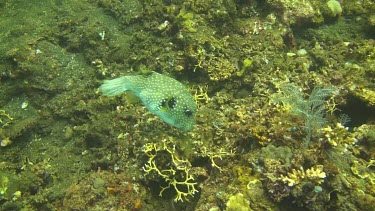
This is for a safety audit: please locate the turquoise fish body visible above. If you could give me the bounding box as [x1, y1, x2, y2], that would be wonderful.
[99, 71, 197, 131]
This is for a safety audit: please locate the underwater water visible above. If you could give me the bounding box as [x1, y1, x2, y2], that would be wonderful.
[1, 0, 375, 210]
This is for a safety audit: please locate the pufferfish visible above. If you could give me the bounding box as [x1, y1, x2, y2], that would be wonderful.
[99, 71, 197, 131]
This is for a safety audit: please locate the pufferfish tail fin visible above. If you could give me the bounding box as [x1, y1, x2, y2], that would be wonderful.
[99, 76, 130, 96]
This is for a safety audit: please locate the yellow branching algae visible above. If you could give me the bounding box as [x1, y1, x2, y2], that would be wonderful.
[142, 140, 198, 202]
[281, 165, 326, 187]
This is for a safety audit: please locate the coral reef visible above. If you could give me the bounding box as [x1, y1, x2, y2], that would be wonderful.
[1, 0, 375, 210]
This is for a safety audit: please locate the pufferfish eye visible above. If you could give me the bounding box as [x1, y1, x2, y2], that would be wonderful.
[184, 109, 193, 117]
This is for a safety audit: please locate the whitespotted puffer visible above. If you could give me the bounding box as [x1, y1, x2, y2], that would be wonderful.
[99, 71, 197, 131]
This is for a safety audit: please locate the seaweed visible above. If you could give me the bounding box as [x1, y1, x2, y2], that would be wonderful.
[278, 85, 337, 147]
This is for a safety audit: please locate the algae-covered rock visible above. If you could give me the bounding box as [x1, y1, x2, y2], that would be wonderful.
[226, 193, 251, 211]
[353, 88, 375, 106]
[326, 0, 342, 17]
[259, 144, 293, 167]
[265, 0, 322, 26]
[327, 0, 342, 15]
